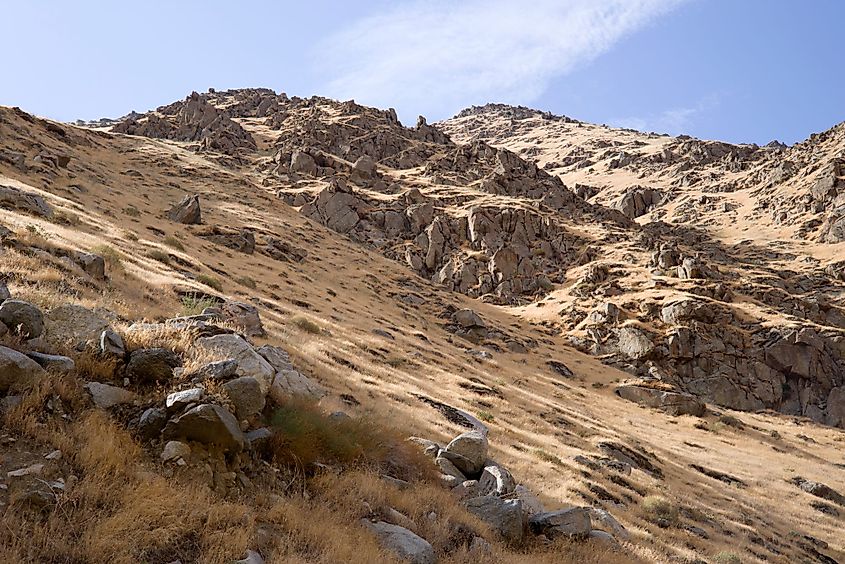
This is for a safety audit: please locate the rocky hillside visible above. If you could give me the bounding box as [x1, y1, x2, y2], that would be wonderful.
[0, 91, 843, 563]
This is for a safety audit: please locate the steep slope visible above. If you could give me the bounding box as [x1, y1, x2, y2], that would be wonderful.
[0, 94, 843, 563]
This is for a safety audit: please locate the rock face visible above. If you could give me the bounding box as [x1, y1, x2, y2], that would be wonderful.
[0, 345, 45, 393]
[163, 403, 245, 452]
[84, 382, 137, 409]
[126, 348, 181, 384]
[0, 300, 44, 338]
[43, 305, 112, 348]
[196, 334, 275, 392]
[528, 508, 592, 539]
[362, 520, 436, 564]
[167, 194, 202, 224]
[113, 91, 257, 155]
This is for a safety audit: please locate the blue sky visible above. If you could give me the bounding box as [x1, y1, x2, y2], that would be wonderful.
[2, 1, 842, 144]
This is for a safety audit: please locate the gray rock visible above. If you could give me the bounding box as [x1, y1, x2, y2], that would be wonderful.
[435, 455, 467, 482]
[196, 334, 275, 393]
[257, 344, 325, 400]
[587, 508, 629, 540]
[233, 550, 265, 564]
[245, 427, 273, 450]
[362, 520, 436, 564]
[0, 280, 10, 301]
[84, 382, 136, 409]
[614, 327, 655, 360]
[99, 329, 125, 358]
[442, 430, 488, 478]
[126, 348, 180, 384]
[26, 352, 75, 373]
[163, 403, 245, 452]
[290, 151, 317, 176]
[464, 496, 524, 544]
[223, 376, 266, 419]
[0, 300, 44, 338]
[167, 194, 202, 224]
[528, 507, 591, 539]
[0, 345, 45, 393]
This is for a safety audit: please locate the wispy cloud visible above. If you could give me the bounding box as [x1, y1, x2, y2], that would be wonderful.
[315, 0, 687, 124]
[615, 94, 721, 135]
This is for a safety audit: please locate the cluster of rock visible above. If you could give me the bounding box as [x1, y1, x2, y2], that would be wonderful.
[400, 427, 627, 554]
[112, 91, 257, 155]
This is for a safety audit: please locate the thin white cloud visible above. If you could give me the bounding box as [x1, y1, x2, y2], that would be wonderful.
[615, 94, 721, 135]
[315, 0, 687, 124]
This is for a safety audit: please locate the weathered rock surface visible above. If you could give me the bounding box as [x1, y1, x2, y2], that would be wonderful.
[0, 300, 44, 338]
[167, 194, 202, 224]
[0, 346, 45, 393]
[362, 520, 436, 564]
[615, 383, 706, 416]
[163, 403, 245, 452]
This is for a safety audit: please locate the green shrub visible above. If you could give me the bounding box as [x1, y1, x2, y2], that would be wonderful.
[123, 205, 140, 217]
[235, 276, 257, 289]
[477, 410, 495, 423]
[712, 552, 742, 564]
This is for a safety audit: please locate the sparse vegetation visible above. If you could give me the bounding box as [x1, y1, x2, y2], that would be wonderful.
[534, 448, 563, 466]
[477, 410, 495, 423]
[123, 205, 141, 217]
[712, 552, 742, 564]
[93, 244, 124, 272]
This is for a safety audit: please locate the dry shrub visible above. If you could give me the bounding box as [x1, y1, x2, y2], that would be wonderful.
[641, 495, 679, 526]
[268, 399, 435, 482]
[121, 323, 194, 356]
[291, 315, 321, 335]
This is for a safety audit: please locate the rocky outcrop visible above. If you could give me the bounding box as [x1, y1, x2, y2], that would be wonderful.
[0, 184, 52, 217]
[0, 346, 45, 393]
[167, 194, 202, 224]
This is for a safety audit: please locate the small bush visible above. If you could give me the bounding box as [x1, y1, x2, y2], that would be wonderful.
[147, 249, 170, 264]
[235, 276, 256, 289]
[291, 316, 321, 335]
[163, 236, 184, 251]
[196, 274, 223, 292]
[641, 495, 679, 526]
[181, 294, 218, 316]
[123, 230, 139, 242]
[123, 205, 141, 217]
[52, 210, 81, 225]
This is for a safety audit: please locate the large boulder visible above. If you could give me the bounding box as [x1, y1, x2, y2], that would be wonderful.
[614, 384, 706, 417]
[477, 462, 516, 496]
[362, 520, 436, 564]
[126, 348, 180, 384]
[442, 430, 488, 478]
[163, 403, 245, 452]
[72, 252, 106, 281]
[528, 508, 591, 539]
[84, 382, 137, 409]
[196, 334, 275, 393]
[26, 352, 75, 373]
[0, 300, 44, 339]
[614, 327, 655, 360]
[0, 346, 45, 393]
[167, 194, 202, 224]
[463, 496, 524, 544]
[290, 151, 318, 176]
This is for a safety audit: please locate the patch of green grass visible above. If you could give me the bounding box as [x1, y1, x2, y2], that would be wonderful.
[195, 274, 222, 292]
[477, 410, 495, 423]
[123, 205, 140, 217]
[146, 249, 170, 264]
[180, 294, 219, 316]
[534, 448, 563, 466]
[163, 235, 184, 251]
[291, 315, 321, 335]
[235, 276, 257, 289]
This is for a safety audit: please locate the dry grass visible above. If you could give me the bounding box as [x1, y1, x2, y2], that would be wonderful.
[291, 315, 321, 335]
[195, 273, 223, 292]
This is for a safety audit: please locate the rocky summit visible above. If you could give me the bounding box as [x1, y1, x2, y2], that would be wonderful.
[0, 89, 843, 564]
